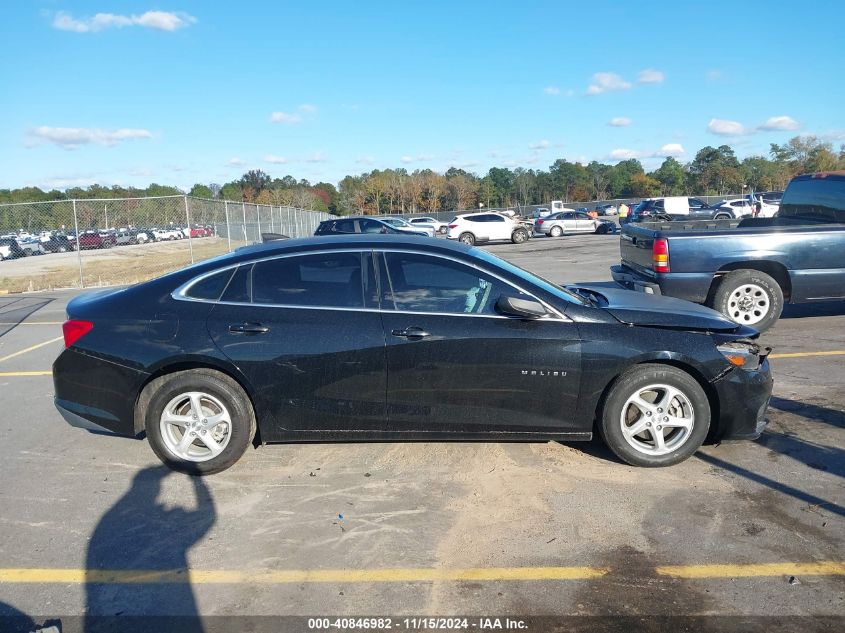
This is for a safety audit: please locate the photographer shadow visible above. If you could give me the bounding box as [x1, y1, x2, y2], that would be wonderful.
[85, 466, 215, 633]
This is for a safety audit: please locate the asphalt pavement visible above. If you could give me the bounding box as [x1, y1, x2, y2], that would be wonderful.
[0, 233, 842, 630]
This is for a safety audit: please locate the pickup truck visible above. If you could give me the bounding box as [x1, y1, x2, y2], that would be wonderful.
[611, 172, 845, 332]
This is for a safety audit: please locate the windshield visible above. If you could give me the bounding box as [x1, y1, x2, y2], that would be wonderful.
[472, 248, 588, 306]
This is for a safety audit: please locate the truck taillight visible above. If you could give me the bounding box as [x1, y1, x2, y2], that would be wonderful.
[652, 238, 669, 273]
[62, 320, 93, 347]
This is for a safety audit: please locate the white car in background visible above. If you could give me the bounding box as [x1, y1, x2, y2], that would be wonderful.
[407, 216, 449, 234]
[446, 212, 530, 246]
[717, 197, 778, 218]
[381, 217, 436, 237]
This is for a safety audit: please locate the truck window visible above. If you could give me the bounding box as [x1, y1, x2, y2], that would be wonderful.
[780, 177, 845, 224]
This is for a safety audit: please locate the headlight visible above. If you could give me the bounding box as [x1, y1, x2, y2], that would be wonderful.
[717, 341, 770, 370]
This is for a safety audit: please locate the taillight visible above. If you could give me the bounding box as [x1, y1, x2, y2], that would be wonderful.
[652, 238, 669, 273]
[537, 219, 544, 225]
[448, 224, 458, 229]
[63, 320, 93, 348]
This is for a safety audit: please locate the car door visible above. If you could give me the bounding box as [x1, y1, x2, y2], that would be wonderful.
[206, 250, 387, 439]
[575, 212, 596, 232]
[559, 212, 577, 233]
[687, 197, 710, 219]
[485, 215, 511, 240]
[375, 250, 583, 435]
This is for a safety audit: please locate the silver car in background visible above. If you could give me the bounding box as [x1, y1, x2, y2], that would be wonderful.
[382, 217, 437, 237]
[408, 216, 449, 234]
[535, 211, 617, 237]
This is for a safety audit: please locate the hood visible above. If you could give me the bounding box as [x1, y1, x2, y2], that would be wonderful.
[568, 284, 745, 333]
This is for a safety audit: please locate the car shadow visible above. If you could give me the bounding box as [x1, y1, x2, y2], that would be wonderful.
[85, 466, 215, 633]
[0, 297, 53, 338]
[780, 299, 845, 319]
[769, 395, 845, 430]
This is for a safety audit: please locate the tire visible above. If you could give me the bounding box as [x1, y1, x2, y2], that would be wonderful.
[511, 228, 529, 244]
[438, 226, 448, 235]
[600, 364, 710, 467]
[594, 223, 610, 235]
[58, 246, 67, 253]
[550, 225, 563, 238]
[714, 213, 731, 220]
[144, 369, 256, 475]
[710, 269, 783, 332]
[458, 232, 476, 246]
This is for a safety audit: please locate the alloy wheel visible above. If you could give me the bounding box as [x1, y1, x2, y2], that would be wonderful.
[620, 383, 695, 456]
[159, 391, 233, 462]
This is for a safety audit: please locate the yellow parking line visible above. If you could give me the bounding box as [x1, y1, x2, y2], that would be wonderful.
[657, 561, 845, 578]
[768, 350, 845, 359]
[0, 371, 53, 377]
[2, 562, 844, 584]
[0, 566, 607, 584]
[0, 321, 64, 325]
[0, 336, 64, 363]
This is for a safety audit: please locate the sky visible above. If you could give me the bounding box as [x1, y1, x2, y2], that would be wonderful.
[2, 0, 844, 192]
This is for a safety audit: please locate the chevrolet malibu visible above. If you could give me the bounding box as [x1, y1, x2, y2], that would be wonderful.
[54, 235, 772, 474]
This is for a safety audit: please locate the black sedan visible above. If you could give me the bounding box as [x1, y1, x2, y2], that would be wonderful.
[53, 235, 773, 474]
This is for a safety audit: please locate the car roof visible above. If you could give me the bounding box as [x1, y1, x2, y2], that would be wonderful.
[231, 233, 471, 259]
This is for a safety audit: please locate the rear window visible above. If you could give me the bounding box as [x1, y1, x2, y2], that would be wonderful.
[779, 176, 845, 223]
[186, 268, 236, 301]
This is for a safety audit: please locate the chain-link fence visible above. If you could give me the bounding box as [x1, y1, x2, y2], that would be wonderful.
[0, 196, 335, 293]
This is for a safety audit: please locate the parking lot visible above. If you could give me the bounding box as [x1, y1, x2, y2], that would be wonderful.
[0, 234, 842, 628]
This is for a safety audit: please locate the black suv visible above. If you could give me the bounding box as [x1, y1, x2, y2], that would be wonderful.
[0, 238, 26, 260]
[315, 217, 428, 236]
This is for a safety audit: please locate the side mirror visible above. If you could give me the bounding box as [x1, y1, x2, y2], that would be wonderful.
[495, 295, 548, 319]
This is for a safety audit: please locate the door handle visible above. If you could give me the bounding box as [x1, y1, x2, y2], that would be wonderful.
[391, 327, 430, 339]
[229, 322, 270, 334]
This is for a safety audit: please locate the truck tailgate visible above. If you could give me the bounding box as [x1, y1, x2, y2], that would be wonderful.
[619, 224, 659, 277]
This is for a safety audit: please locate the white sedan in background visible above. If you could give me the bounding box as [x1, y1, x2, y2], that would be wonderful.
[381, 217, 436, 237]
[407, 216, 449, 234]
[535, 211, 616, 236]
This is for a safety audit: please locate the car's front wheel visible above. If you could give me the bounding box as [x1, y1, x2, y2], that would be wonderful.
[144, 369, 256, 475]
[458, 232, 476, 246]
[438, 226, 448, 235]
[511, 228, 529, 244]
[599, 364, 710, 467]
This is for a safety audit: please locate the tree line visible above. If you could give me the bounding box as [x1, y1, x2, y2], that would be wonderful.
[2, 135, 842, 216]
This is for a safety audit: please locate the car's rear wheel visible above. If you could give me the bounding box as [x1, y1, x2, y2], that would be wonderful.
[549, 225, 563, 237]
[458, 232, 476, 246]
[599, 364, 710, 467]
[714, 213, 731, 220]
[511, 228, 529, 244]
[144, 370, 256, 475]
[710, 269, 783, 332]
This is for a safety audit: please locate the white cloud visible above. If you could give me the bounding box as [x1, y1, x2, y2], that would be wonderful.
[28, 126, 153, 149]
[706, 69, 722, 81]
[52, 10, 196, 33]
[707, 118, 747, 136]
[528, 140, 550, 150]
[637, 69, 665, 84]
[264, 154, 288, 164]
[305, 152, 327, 163]
[609, 148, 643, 160]
[609, 117, 632, 127]
[356, 156, 375, 165]
[39, 175, 101, 190]
[586, 72, 632, 95]
[400, 154, 435, 163]
[659, 143, 685, 156]
[226, 157, 246, 167]
[269, 112, 303, 124]
[543, 86, 561, 95]
[758, 115, 800, 131]
[298, 104, 317, 113]
[129, 168, 154, 177]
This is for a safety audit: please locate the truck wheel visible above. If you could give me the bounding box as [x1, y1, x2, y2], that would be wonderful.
[711, 269, 783, 332]
[599, 364, 710, 467]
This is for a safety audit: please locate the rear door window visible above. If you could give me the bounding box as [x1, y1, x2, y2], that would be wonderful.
[780, 177, 845, 223]
[252, 253, 364, 308]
